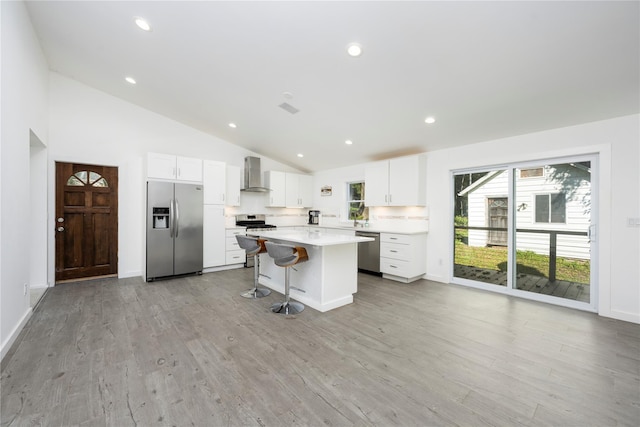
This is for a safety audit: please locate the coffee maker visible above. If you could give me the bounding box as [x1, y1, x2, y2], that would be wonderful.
[308, 210, 320, 225]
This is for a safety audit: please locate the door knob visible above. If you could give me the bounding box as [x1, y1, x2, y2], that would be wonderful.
[57, 217, 64, 223]
[57, 226, 65, 232]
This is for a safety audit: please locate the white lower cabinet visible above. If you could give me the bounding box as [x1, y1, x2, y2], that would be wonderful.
[225, 228, 246, 265]
[380, 233, 426, 283]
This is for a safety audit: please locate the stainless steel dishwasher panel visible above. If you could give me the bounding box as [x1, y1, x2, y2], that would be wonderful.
[356, 231, 381, 274]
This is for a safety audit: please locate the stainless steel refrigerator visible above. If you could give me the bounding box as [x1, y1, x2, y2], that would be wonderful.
[146, 181, 203, 281]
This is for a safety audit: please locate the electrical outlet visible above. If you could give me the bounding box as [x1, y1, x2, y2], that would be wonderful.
[23, 283, 28, 296]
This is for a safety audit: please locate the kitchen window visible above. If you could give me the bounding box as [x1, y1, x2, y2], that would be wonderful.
[347, 181, 368, 220]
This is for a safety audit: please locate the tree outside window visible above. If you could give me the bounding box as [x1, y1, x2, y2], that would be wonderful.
[347, 182, 368, 220]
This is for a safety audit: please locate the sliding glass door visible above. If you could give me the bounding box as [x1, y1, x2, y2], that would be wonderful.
[453, 169, 510, 287]
[514, 161, 592, 303]
[453, 156, 596, 311]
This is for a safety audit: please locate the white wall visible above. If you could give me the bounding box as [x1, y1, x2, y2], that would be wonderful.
[30, 131, 48, 289]
[1, 0, 50, 359]
[424, 114, 640, 323]
[47, 73, 306, 280]
[312, 163, 367, 222]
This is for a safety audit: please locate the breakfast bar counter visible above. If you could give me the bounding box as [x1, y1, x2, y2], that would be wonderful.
[247, 229, 373, 312]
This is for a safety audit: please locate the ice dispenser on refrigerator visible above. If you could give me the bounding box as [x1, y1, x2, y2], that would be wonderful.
[152, 207, 170, 229]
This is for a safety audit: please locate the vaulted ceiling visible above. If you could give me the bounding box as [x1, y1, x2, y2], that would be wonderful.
[25, 1, 639, 172]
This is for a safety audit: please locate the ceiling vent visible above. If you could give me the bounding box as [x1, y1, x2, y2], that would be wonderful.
[278, 102, 300, 115]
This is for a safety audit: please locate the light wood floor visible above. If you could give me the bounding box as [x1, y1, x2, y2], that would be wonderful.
[2, 269, 639, 426]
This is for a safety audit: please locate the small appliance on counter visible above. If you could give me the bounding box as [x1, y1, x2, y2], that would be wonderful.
[308, 210, 320, 225]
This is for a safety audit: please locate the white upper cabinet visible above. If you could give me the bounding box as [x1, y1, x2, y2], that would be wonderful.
[365, 155, 426, 207]
[364, 161, 389, 206]
[225, 165, 241, 207]
[147, 153, 176, 180]
[285, 173, 313, 208]
[148, 153, 203, 183]
[264, 170, 286, 207]
[203, 160, 226, 205]
[176, 156, 203, 182]
[298, 174, 313, 207]
[285, 173, 300, 207]
[264, 171, 312, 208]
[203, 161, 241, 206]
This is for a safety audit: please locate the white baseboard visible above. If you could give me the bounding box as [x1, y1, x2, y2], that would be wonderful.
[425, 274, 448, 284]
[1, 308, 32, 362]
[601, 309, 640, 324]
[203, 264, 245, 274]
[119, 270, 142, 279]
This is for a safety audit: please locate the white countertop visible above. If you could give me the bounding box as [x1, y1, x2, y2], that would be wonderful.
[306, 224, 428, 235]
[247, 229, 374, 247]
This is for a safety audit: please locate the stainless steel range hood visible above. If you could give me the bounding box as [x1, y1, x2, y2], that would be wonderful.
[241, 156, 271, 192]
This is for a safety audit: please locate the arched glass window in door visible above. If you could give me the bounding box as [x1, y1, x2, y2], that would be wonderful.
[66, 170, 109, 187]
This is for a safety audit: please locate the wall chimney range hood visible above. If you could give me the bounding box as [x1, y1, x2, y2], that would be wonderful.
[241, 156, 271, 193]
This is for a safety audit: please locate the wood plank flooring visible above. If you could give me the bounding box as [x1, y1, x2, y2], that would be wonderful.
[2, 269, 639, 426]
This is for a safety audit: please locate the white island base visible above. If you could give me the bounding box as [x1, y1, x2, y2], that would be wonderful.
[258, 244, 356, 312]
[252, 230, 373, 312]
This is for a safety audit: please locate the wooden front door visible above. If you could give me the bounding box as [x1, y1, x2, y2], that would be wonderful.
[55, 162, 118, 282]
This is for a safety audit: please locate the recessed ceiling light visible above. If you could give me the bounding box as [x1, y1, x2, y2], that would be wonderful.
[228, 123, 237, 128]
[125, 76, 136, 85]
[345, 140, 353, 145]
[424, 116, 436, 124]
[134, 17, 151, 32]
[297, 153, 304, 158]
[346, 43, 363, 57]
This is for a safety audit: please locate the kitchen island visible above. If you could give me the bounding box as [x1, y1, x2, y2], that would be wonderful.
[247, 229, 373, 312]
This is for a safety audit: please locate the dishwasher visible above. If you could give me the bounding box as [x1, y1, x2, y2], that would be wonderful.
[356, 231, 381, 274]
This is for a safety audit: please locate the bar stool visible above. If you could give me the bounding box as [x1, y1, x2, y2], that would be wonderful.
[265, 242, 309, 315]
[235, 235, 271, 299]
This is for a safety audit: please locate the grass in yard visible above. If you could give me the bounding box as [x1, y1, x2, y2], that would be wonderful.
[454, 240, 590, 284]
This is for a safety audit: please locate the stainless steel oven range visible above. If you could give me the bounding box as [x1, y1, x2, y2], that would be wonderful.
[235, 214, 277, 267]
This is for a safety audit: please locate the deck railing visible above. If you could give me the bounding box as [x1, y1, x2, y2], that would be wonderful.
[454, 226, 589, 282]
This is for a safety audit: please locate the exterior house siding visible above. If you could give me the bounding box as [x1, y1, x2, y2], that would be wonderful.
[466, 165, 591, 260]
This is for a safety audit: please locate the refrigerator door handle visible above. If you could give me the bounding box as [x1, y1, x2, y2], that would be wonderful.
[169, 199, 175, 238]
[175, 198, 180, 238]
